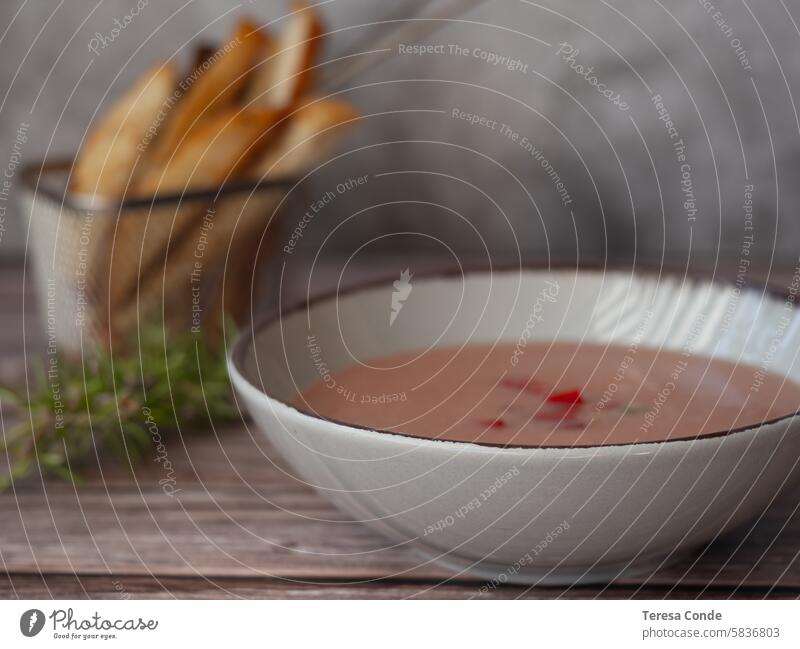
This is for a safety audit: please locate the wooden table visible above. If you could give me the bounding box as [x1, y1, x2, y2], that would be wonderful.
[1, 260, 799, 599]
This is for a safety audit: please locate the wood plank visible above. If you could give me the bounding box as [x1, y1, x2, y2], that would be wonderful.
[0, 435, 454, 581]
[2, 574, 797, 600]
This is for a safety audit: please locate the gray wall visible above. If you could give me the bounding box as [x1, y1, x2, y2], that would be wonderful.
[1, 0, 799, 268]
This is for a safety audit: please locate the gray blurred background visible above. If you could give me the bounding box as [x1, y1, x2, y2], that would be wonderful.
[1, 0, 799, 273]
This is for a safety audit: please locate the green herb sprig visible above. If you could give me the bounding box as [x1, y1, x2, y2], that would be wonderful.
[0, 325, 238, 489]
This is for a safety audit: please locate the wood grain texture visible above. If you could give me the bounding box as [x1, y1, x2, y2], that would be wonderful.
[2, 261, 800, 599]
[3, 574, 798, 600]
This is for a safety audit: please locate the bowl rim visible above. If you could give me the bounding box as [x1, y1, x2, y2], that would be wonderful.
[229, 262, 800, 450]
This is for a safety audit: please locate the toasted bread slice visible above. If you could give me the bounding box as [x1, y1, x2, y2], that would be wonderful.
[135, 105, 281, 196]
[253, 97, 357, 177]
[110, 106, 279, 314]
[131, 99, 359, 332]
[71, 61, 176, 341]
[150, 20, 267, 162]
[245, 2, 323, 109]
[112, 188, 282, 338]
[72, 62, 177, 198]
[117, 94, 358, 336]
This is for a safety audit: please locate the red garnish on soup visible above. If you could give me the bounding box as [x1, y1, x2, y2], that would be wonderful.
[547, 389, 584, 405]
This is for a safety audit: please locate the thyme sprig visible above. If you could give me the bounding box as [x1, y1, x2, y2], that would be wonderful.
[0, 326, 238, 489]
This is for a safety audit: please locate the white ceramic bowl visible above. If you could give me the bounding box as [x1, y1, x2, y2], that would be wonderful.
[228, 268, 800, 585]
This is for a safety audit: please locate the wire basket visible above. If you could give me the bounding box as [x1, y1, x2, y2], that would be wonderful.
[22, 159, 297, 355]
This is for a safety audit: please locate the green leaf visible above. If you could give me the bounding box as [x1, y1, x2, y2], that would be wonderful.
[0, 322, 238, 489]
